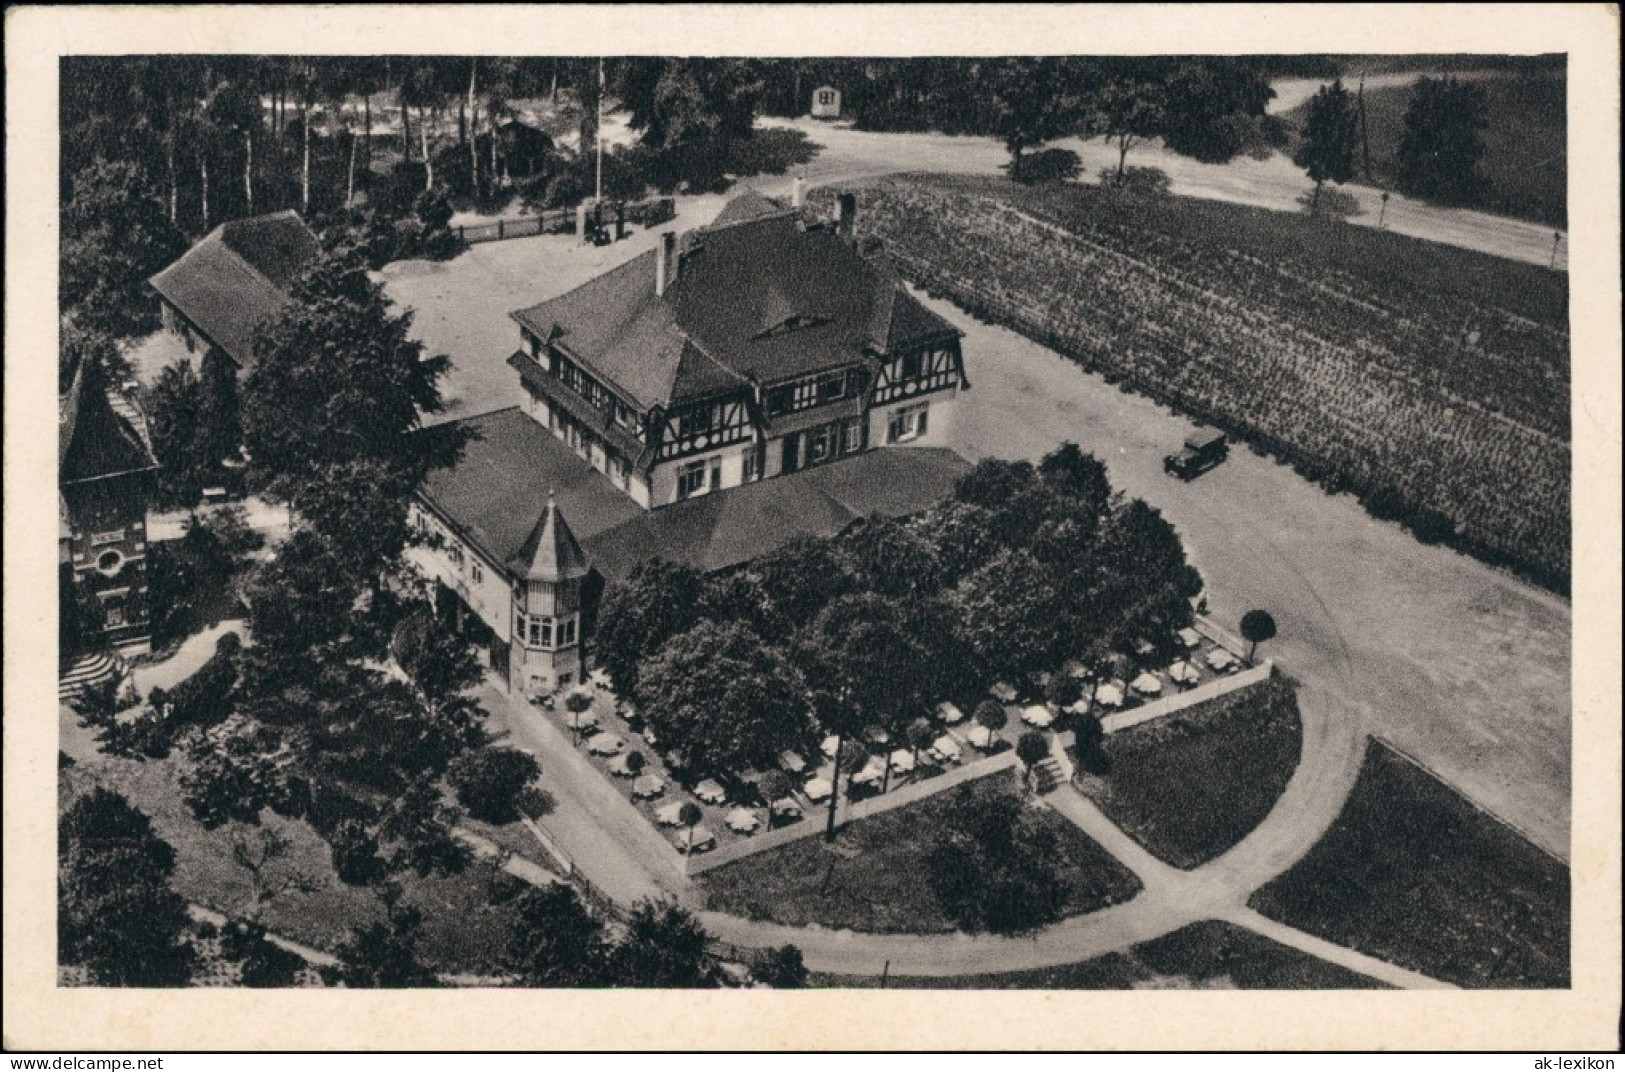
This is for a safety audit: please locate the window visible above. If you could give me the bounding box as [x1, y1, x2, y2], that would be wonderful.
[806, 425, 833, 465]
[471, 561, 484, 584]
[519, 614, 553, 649]
[560, 617, 577, 646]
[840, 418, 863, 455]
[677, 459, 709, 500]
[901, 351, 923, 380]
[887, 402, 929, 444]
[102, 599, 126, 629]
[96, 550, 124, 576]
[819, 90, 835, 105]
[764, 386, 793, 416]
[742, 447, 759, 483]
[816, 372, 847, 404]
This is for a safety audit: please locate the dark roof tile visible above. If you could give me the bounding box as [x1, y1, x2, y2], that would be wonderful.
[582, 446, 971, 584]
[148, 211, 320, 371]
[416, 408, 645, 572]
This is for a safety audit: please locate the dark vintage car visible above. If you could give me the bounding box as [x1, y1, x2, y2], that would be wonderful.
[1164, 428, 1229, 480]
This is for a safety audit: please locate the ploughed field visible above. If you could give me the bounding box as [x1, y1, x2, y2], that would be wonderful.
[817, 177, 1570, 591]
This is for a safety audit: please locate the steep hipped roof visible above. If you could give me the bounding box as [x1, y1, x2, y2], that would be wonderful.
[59, 355, 159, 486]
[148, 210, 320, 371]
[415, 408, 643, 574]
[582, 446, 972, 584]
[509, 194, 961, 411]
[512, 494, 592, 581]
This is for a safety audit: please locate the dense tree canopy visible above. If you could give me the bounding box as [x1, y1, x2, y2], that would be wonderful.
[1293, 79, 1361, 212]
[61, 159, 188, 339]
[1397, 77, 1491, 206]
[639, 620, 810, 774]
[59, 789, 196, 986]
[593, 559, 707, 698]
[608, 899, 717, 988]
[243, 250, 452, 495]
[924, 784, 1067, 935]
[324, 900, 440, 988]
[506, 884, 610, 987]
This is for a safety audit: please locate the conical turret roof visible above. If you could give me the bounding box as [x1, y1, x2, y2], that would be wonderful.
[509, 492, 591, 582]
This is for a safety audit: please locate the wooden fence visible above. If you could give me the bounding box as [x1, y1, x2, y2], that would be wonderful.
[454, 197, 677, 246]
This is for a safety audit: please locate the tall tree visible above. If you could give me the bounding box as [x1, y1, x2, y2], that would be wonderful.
[1239, 609, 1278, 665]
[637, 620, 811, 774]
[145, 357, 210, 510]
[242, 249, 452, 496]
[592, 559, 706, 698]
[197, 347, 242, 467]
[1094, 77, 1167, 186]
[609, 899, 716, 988]
[61, 159, 187, 339]
[796, 593, 933, 838]
[1293, 79, 1360, 213]
[1159, 58, 1275, 164]
[506, 884, 610, 987]
[59, 789, 196, 986]
[1397, 76, 1491, 206]
[325, 896, 439, 988]
[987, 57, 1082, 169]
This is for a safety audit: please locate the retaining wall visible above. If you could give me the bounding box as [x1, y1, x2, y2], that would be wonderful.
[685, 749, 1020, 876]
[1100, 661, 1274, 734]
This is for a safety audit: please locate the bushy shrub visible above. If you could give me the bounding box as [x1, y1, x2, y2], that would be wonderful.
[330, 819, 388, 887]
[1011, 148, 1082, 185]
[1299, 187, 1364, 219]
[1099, 165, 1172, 198]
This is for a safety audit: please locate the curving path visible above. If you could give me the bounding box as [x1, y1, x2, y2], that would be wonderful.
[693, 667, 1381, 981]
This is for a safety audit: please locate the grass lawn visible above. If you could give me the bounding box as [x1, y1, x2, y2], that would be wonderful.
[1078, 673, 1302, 869]
[1283, 70, 1567, 228]
[59, 733, 525, 978]
[1249, 738, 1569, 988]
[813, 920, 1388, 989]
[696, 773, 1140, 934]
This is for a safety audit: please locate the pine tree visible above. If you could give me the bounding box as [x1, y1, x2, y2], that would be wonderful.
[1292, 79, 1361, 214]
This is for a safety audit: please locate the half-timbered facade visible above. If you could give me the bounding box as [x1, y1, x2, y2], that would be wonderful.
[507, 190, 970, 510]
[410, 190, 976, 694]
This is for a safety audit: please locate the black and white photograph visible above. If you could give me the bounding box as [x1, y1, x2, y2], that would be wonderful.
[5, 2, 1620, 1054]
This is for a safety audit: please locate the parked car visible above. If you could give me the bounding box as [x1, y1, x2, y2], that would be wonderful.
[1164, 428, 1229, 480]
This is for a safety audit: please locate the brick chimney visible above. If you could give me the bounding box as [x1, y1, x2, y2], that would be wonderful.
[837, 192, 857, 245]
[655, 231, 676, 297]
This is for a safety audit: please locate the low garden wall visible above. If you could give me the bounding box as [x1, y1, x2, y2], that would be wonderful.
[684, 748, 1020, 877]
[1100, 660, 1274, 735]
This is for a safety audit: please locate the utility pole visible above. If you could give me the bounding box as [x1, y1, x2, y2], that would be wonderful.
[595, 57, 605, 203]
[1358, 75, 1372, 182]
[1377, 190, 1390, 229]
[1550, 231, 1561, 269]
